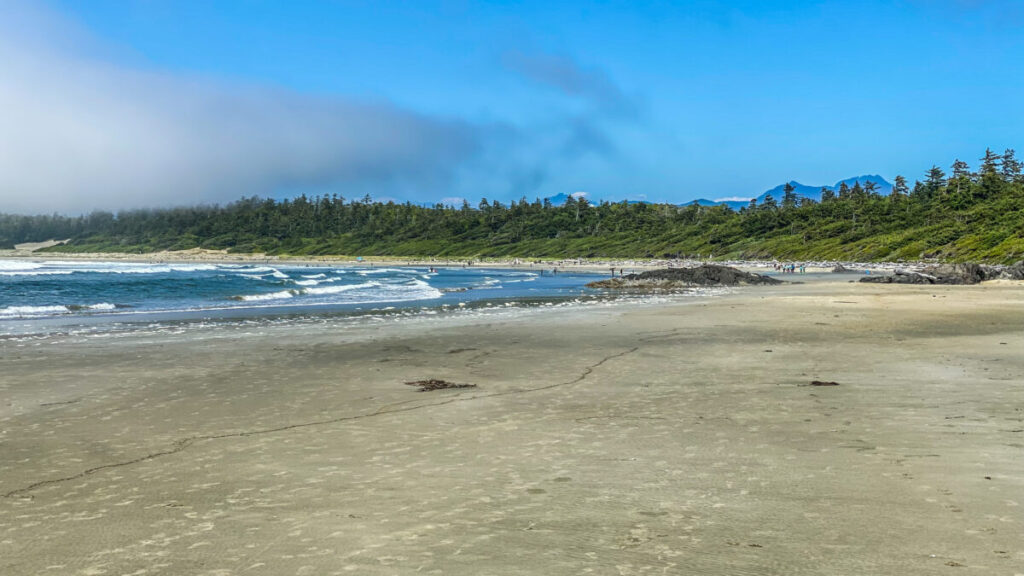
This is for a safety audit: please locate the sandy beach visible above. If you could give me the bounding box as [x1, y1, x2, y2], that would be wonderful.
[1, 279, 1022, 574]
[1, 245, 903, 275]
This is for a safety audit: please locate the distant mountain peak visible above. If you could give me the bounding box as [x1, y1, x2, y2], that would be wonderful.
[686, 174, 892, 209]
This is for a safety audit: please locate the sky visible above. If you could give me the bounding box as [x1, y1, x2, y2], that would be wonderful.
[1, 0, 1023, 213]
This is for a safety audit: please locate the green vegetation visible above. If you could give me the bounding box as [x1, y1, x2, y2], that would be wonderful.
[3, 149, 1023, 262]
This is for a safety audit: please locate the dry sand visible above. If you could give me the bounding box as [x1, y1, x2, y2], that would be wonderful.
[1, 281, 1022, 575]
[0, 248, 868, 274]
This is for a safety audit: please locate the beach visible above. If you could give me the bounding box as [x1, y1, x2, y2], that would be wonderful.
[1, 279, 1022, 574]
[2, 245, 906, 275]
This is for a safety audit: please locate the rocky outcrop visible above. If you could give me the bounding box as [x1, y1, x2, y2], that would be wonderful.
[587, 265, 781, 290]
[861, 261, 1024, 285]
[1003, 261, 1024, 280]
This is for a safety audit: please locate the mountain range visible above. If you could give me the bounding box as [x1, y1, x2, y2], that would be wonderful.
[690, 175, 893, 210]
[539, 175, 893, 209]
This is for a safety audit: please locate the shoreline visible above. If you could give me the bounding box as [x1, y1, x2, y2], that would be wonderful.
[1, 246, 926, 275]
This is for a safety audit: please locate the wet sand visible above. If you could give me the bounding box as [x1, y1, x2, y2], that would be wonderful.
[1, 281, 1022, 574]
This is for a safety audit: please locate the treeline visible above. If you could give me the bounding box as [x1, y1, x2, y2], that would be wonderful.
[2, 148, 1023, 263]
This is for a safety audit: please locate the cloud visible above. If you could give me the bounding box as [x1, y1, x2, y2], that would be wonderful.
[570, 191, 588, 198]
[495, 49, 641, 198]
[438, 196, 467, 207]
[0, 4, 482, 213]
[503, 51, 636, 117]
[713, 196, 752, 202]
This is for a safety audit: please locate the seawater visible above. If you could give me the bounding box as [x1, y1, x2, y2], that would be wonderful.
[0, 259, 603, 337]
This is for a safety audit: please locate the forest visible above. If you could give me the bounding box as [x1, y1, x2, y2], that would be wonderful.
[2, 149, 1022, 263]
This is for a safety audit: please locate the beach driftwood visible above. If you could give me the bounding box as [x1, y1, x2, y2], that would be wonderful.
[405, 379, 477, 392]
[587, 264, 781, 290]
[861, 261, 1024, 285]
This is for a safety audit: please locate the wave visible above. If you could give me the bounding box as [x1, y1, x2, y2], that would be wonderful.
[66, 302, 118, 311]
[378, 278, 443, 300]
[0, 305, 70, 317]
[0, 270, 75, 276]
[235, 266, 288, 278]
[304, 281, 381, 295]
[0, 302, 119, 318]
[0, 261, 44, 271]
[474, 277, 502, 289]
[357, 267, 409, 275]
[232, 290, 297, 302]
[227, 279, 441, 305]
[0, 260, 219, 276]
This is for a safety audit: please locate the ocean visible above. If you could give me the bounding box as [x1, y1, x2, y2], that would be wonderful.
[0, 259, 609, 338]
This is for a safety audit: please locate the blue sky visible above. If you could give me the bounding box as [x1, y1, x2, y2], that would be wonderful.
[2, 1, 1022, 212]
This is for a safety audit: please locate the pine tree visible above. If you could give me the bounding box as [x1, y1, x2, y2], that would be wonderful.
[979, 148, 1001, 176]
[782, 182, 798, 208]
[925, 166, 946, 196]
[820, 186, 836, 203]
[951, 159, 971, 179]
[837, 182, 851, 200]
[950, 159, 971, 194]
[1001, 149, 1023, 183]
[892, 175, 909, 197]
[851, 181, 865, 200]
[864, 180, 878, 197]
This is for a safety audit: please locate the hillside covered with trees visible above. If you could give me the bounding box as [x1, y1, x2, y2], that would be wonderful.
[2, 149, 1023, 263]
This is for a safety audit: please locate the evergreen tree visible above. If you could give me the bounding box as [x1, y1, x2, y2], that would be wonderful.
[892, 175, 909, 197]
[850, 181, 866, 200]
[1002, 149, 1022, 183]
[837, 182, 851, 200]
[977, 148, 1005, 197]
[4, 146, 1022, 263]
[979, 148, 1001, 176]
[950, 159, 971, 194]
[782, 182, 798, 208]
[951, 159, 971, 179]
[925, 166, 946, 196]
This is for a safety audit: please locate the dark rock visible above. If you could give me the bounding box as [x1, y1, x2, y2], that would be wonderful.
[587, 265, 781, 290]
[861, 262, 1013, 285]
[809, 380, 840, 386]
[1003, 261, 1024, 280]
[832, 264, 858, 273]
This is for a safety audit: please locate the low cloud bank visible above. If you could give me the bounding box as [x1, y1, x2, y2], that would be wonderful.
[0, 5, 481, 213]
